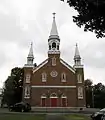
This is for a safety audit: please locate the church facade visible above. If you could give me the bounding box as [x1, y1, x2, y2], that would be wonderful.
[22, 14, 86, 107]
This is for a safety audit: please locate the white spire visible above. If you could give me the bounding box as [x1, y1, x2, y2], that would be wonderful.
[28, 42, 34, 58]
[74, 43, 82, 67]
[50, 13, 58, 36]
[74, 43, 81, 59]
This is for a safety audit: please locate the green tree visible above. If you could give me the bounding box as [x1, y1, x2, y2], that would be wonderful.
[2, 67, 24, 106]
[94, 83, 105, 108]
[61, 0, 105, 38]
[84, 79, 93, 108]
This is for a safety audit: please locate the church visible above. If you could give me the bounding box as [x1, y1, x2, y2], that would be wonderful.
[22, 13, 86, 108]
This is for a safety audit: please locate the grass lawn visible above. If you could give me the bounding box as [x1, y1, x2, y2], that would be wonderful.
[0, 113, 90, 120]
[0, 114, 46, 120]
[64, 114, 90, 120]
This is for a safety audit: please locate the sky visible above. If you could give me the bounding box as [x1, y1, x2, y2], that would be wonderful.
[0, 0, 105, 88]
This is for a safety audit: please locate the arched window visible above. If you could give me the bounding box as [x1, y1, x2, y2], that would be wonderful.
[42, 72, 47, 82]
[78, 87, 83, 99]
[25, 74, 31, 83]
[24, 86, 30, 98]
[52, 57, 56, 66]
[57, 45, 59, 50]
[77, 74, 82, 83]
[49, 45, 51, 50]
[52, 42, 56, 48]
[61, 73, 66, 82]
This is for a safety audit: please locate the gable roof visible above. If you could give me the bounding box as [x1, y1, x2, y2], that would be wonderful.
[33, 58, 48, 73]
[60, 58, 75, 73]
[33, 58, 75, 74]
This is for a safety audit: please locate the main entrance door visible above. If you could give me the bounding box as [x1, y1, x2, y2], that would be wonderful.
[51, 98, 57, 107]
[50, 93, 58, 107]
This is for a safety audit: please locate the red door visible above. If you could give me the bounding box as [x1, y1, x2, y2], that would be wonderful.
[51, 98, 57, 107]
[41, 98, 46, 107]
[62, 98, 67, 107]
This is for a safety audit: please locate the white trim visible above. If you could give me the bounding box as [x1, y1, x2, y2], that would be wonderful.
[61, 80, 66, 82]
[24, 97, 30, 99]
[41, 96, 47, 98]
[61, 96, 67, 98]
[73, 65, 83, 69]
[24, 64, 34, 68]
[33, 59, 48, 73]
[48, 51, 60, 54]
[50, 96, 58, 98]
[60, 59, 75, 73]
[31, 86, 76, 88]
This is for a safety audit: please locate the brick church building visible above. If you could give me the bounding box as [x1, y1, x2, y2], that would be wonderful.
[22, 13, 86, 108]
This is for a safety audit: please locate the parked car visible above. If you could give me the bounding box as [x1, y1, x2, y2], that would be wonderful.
[9, 102, 31, 112]
[91, 108, 105, 120]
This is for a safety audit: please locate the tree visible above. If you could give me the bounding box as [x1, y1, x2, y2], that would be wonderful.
[93, 83, 105, 108]
[84, 79, 93, 107]
[84, 80, 105, 108]
[2, 67, 24, 106]
[61, 0, 105, 38]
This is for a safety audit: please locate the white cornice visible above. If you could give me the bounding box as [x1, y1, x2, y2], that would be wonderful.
[33, 59, 48, 73]
[31, 86, 76, 88]
[73, 65, 84, 69]
[48, 51, 60, 54]
[60, 59, 75, 73]
[24, 64, 34, 68]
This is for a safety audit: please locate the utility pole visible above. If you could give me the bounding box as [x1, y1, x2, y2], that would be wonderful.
[92, 87, 94, 108]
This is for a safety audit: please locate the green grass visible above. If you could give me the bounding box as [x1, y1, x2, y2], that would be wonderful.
[0, 114, 46, 120]
[0, 113, 90, 120]
[64, 114, 90, 120]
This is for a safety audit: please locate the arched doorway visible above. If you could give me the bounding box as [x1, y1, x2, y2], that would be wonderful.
[61, 94, 67, 107]
[41, 94, 46, 107]
[50, 93, 58, 107]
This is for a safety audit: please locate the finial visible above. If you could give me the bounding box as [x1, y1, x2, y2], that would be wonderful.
[53, 13, 56, 19]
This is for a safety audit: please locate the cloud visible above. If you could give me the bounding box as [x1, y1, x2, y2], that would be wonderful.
[0, 0, 105, 88]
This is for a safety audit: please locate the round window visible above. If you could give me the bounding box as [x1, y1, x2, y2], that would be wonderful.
[50, 71, 58, 77]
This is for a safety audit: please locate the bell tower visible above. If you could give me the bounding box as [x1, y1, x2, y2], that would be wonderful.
[73, 43, 86, 107]
[48, 13, 60, 58]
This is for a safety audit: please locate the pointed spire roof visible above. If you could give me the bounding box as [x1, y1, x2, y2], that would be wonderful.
[74, 43, 81, 59]
[28, 42, 34, 58]
[50, 13, 58, 36]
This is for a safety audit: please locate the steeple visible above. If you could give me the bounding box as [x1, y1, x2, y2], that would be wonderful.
[25, 42, 34, 67]
[48, 13, 60, 55]
[74, 43, 82, 66]
[50, 13, 58, 36]
[74, 43, 81, 59]
[28, 42, 34, 58]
